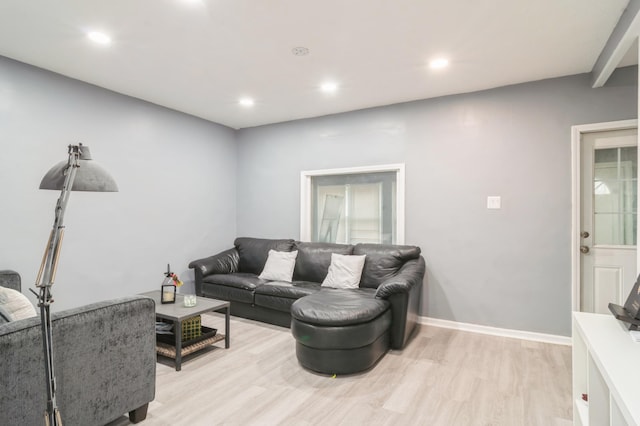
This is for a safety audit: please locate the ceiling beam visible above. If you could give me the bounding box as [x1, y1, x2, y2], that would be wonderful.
[591, 0, 640, 87]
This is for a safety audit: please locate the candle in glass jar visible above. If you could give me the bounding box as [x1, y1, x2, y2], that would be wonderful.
[184, 294, 197, 307]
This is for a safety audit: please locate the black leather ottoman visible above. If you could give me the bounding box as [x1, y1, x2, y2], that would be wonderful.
[290, 289, 392, 375]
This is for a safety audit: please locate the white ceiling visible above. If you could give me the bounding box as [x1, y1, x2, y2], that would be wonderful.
[0, 0, 634, 129]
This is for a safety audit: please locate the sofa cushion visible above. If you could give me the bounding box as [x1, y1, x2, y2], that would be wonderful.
[321, 253, 366, 289]
[0, 286, 37, 321]
[203, 272, 265, 291]
[253, 294, 297, 313]
[201, 281, 255, 304]
[254, 281, 322, 299]
[353, 243, 421, 288]
[291, 288, 389, 326]
[234, 237, 295, 275]
[254, 280, 322, 314]
[259, 250, 298, 282]
[293, 242, 354, 283]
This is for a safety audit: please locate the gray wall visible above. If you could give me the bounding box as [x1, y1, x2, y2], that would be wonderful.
[0, 56, 237, 311]
[1, 52, 636, 336]
[236, 66, 638, 336]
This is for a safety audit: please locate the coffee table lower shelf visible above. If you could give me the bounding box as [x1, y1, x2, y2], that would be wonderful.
[156, 333, 226, 359]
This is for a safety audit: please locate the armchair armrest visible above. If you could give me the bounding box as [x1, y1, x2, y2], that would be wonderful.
[188, 248, 239, 296]
[374, 257, 425, 349]
[0, 270, 21, 291]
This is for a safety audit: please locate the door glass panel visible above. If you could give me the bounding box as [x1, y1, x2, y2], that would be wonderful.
[593, 147, 637, 245]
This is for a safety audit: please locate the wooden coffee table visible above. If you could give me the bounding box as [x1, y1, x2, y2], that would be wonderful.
[141, 291, 230, 371]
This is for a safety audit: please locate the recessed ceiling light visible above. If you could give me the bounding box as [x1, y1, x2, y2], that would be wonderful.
[429, 58, 449, 69]
[320, 82, 338, 93]
[87, 31, 111, 45]
[239, 98, 255, 107]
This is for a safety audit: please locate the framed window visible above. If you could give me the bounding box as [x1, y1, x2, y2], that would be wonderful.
[300, 164, 405, 244]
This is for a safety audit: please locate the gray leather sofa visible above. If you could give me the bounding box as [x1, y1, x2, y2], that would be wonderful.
[189, 238, 425, 373]
[0, 270, 156, 425]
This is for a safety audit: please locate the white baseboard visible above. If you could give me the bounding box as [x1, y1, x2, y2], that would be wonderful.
[419, 316, 572, 346]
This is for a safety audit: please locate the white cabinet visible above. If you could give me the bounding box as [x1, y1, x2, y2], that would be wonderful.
[573, 312, 640, 426]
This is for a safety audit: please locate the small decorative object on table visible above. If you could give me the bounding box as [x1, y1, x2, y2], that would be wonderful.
[183, 294, 197, 307]
[160, 263, 183, 304]
[181, 315, 202, 340]
[161, 284, 175, 304]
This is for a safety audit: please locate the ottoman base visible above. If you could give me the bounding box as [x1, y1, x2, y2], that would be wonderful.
[291, 289, 392, 375]
[295, 330, 390, 375]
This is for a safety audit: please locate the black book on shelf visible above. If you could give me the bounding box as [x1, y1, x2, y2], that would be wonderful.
[608, 274, 640, 330]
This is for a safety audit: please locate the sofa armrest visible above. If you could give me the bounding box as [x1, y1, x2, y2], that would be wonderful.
[374, 256, 425, 349]
[375, 257, 424, 298]
[0, 270, 21, 291]
[188, 248, 239, 296]
[0, 296, 156, 426]
[189, 248, 239, 276]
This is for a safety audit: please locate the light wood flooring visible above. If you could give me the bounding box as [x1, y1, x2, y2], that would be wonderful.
[109, 313, 573, 426]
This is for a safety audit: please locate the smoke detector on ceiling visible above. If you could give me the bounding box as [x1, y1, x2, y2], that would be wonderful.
[292, 47, 310, 56]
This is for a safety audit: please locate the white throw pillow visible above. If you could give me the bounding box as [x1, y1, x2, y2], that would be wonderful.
[0, 286, 37, 321]
[259, 250, 299, 282]
[321, 253, 366, 289]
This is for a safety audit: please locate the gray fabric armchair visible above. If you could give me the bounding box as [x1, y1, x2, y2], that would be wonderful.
[0, 272, 156, 425]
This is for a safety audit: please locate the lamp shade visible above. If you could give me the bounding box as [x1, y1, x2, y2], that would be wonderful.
[39, 145, 118, 192]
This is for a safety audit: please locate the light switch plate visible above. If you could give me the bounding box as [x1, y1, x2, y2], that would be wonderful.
[487, 196, 501, 209]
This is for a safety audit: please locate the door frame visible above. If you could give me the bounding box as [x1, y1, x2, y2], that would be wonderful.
[571, 119, 638, 311]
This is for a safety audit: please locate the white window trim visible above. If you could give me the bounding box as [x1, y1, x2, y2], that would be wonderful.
[300, 164, 405, 244]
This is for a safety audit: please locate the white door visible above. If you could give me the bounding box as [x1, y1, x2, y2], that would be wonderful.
[580, 128, 638, 313]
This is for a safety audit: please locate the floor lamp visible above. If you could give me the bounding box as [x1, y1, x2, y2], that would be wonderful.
[34, 144, 118, 426]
